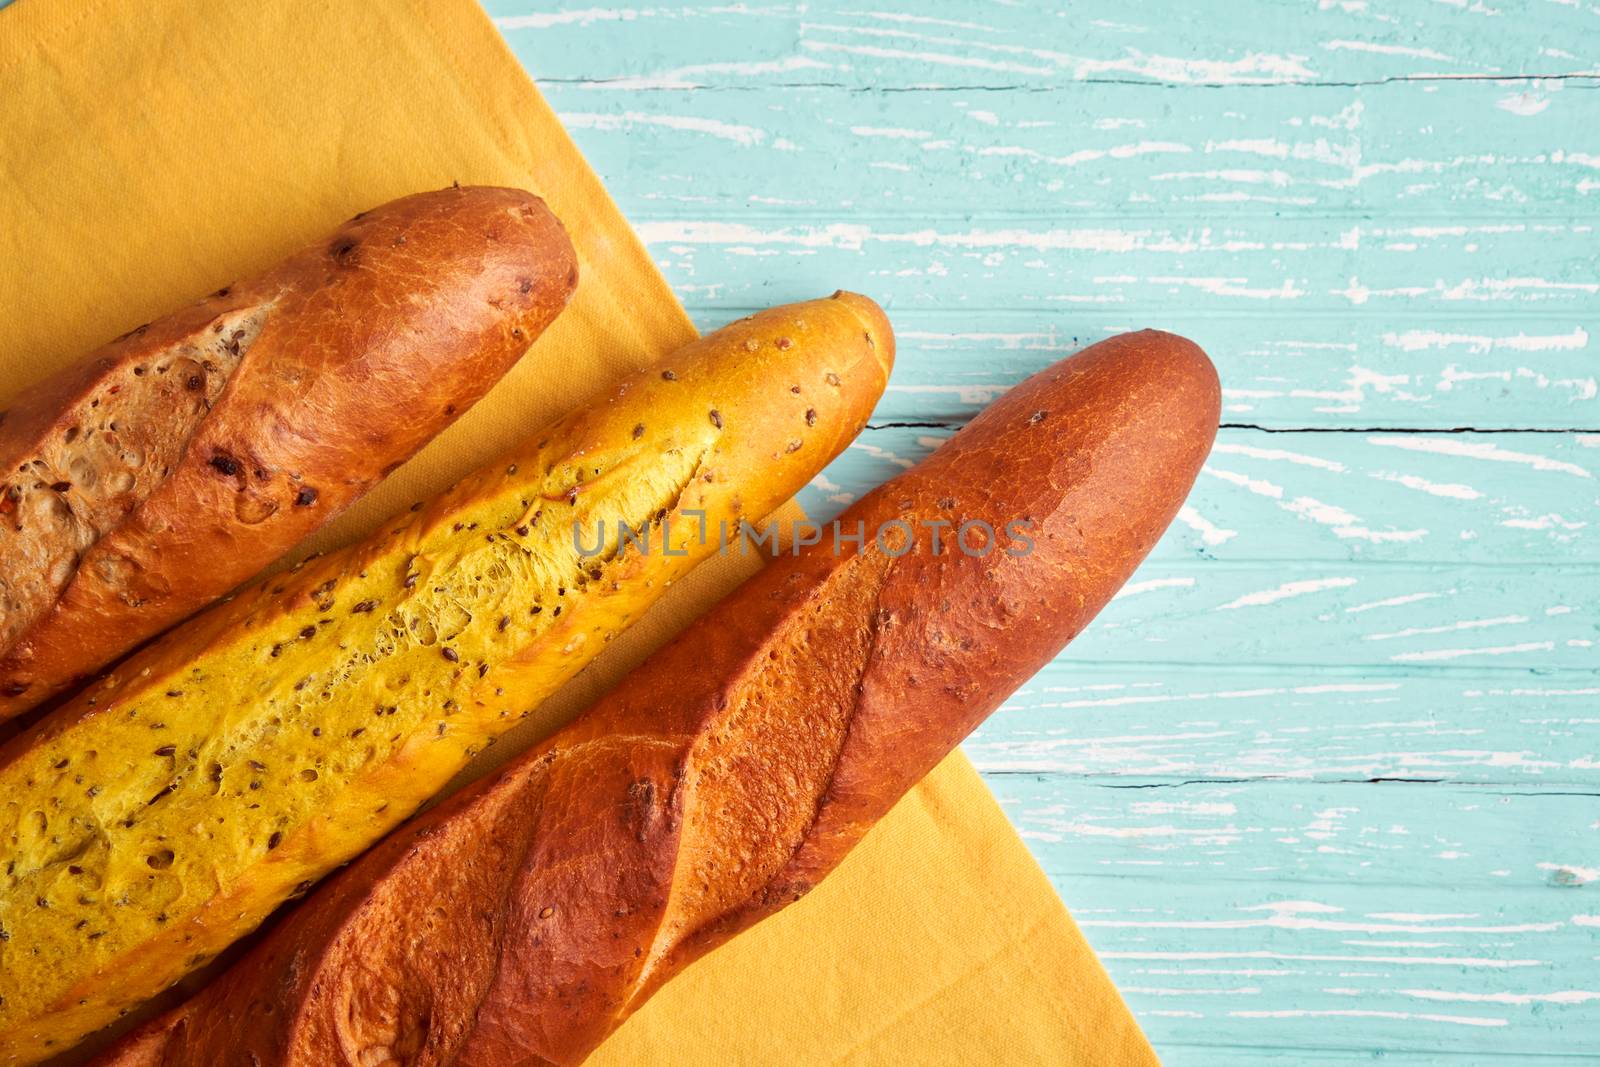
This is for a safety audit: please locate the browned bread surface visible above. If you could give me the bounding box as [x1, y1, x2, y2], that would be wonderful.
[1, 294, 892, 1066]
[97, 329, 1217, 1067]
[0, 186, 578, 721]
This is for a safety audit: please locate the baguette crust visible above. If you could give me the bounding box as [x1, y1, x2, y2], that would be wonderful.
[99, 330, 1217, 1067]
[0, 295, 893, 1065]
[0, 186, 578, 721]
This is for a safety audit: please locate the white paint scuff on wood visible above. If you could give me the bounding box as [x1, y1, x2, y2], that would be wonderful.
[1218, 577, 1358, 610]
[1368, 437, 1592, 478]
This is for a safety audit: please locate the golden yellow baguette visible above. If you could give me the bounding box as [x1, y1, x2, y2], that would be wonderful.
[0, 292, 893, 1065]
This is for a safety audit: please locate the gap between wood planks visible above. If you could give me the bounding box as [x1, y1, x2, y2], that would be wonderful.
[1154, 1041, 1600, 1064]
[868, 421, 1600, 433]
[1219, 425, 1600, 435]
[980, 774, 1600, 797]
[537, 72, 1600, 91]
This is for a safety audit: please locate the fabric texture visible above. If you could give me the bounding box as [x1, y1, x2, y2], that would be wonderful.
[0, 1, 1156, 1062]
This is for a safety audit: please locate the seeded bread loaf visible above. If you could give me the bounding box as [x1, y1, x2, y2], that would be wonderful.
[0, 293, 894, 1065]
[99, 330, 1218, 1067]
[0, 185, 578, 722]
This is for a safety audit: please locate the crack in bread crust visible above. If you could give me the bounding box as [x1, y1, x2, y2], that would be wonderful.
[0, 306, 262, 654]
[0, 186, 582, 724]
[633, 550, 891, 1000]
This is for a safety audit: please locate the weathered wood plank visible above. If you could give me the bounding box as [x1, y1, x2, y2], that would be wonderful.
[966, 665, 1600, 787]
[1001, 795, 1600, 1058]
[1162, 1049, 1600, 1066]
[528, 71, 1599, 431]
[639, 216, 1596, 317]
[762, 310, 1597, 428]
[539, 83, 1598, 220]
[1017, 560, 1591, 671]
[991, 778, 1600, 890]
[644, 220, 1598, 428]
[488, 1, 1600, 86]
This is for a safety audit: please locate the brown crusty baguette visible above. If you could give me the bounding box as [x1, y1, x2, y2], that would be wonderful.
[0, 186, 578, 722]
[0, 294, 893, 1066]
[98, 329, 1219, 1067]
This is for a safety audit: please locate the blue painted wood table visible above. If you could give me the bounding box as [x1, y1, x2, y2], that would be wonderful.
[484, 3, 1600, 1063]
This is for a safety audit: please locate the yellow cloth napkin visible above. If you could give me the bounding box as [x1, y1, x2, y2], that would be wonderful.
[0, 1, 1156, 1063]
